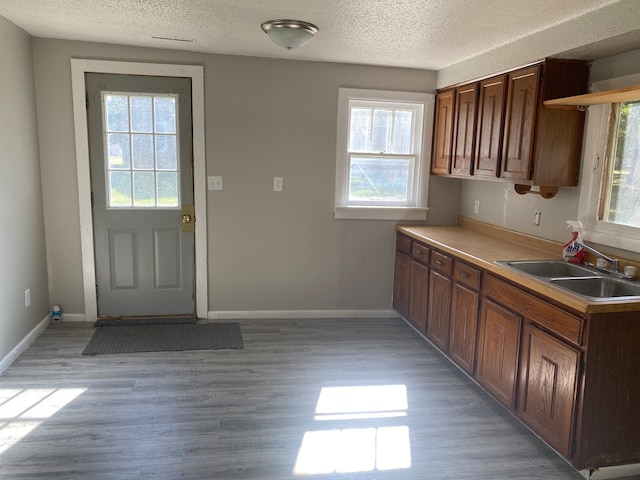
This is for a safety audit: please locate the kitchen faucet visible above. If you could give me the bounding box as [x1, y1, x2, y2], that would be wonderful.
[571, 240, 619, 273]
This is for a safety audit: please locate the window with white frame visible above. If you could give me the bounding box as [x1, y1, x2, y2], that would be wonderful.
[335, 88, 433, 220]
[103, 92, 180, 209]
[578, 74, 640, 252]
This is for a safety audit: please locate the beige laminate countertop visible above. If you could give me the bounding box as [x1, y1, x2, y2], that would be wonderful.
[397, 225, 640, 315]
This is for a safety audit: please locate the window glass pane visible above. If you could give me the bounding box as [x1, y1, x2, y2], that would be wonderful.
[348, 156, 412, 202]
[132, 134, 154, 170]
[392, 110, 413, 154]
[349, 108, 371, 152]
[107, 134, 131, 169]
[130, 96, 153, 133]
[109, 171, 132, 207]
[133, 171, 155, 206]
[155, 97, 176, 133]
[105, 95, 129, 132]
[604, 101, 640, 228]
[371, 109, 392, 153]
[156, 135, 177, 170]
[157, 172, 179, 207]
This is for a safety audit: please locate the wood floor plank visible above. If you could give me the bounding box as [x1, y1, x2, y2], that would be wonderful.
[0, 318, 600, 479]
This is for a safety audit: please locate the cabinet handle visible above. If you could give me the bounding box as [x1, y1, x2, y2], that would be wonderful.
[460, 271, 470, 278]
[415, 249, 421, 254]
[435, 260, 444, 265]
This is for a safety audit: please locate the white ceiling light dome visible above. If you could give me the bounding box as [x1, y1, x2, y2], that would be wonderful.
[261, 19, 319, 50]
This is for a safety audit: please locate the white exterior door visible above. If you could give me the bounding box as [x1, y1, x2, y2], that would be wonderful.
[86, 73, 195, 317]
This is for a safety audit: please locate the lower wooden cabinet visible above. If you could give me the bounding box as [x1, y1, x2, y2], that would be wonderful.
[448, 282, 479, 374]
[476, 298, 521, 409]
[392, 251, 410, 320]
[426, 269, 452, 351]
[518, 323, 579, 458]
[393, 229, 640, 472]
[408, 260, 429, 333]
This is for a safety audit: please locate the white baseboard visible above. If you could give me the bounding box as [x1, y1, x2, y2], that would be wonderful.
[581, 463, 640, 479]
[207, 309, 401, 320]
[0, 315, 50, 375]
[59, 313, 88, 323]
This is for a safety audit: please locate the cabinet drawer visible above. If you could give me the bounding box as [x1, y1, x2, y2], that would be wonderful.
[453, 260, 481, 290]
[396, 233, 412, 255]
[484, 274, 583, 345]
[411, 242, 430, 265]
[430, 250, 453, 275]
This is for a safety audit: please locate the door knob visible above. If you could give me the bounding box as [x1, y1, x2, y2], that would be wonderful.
[181, 205, 195, 232]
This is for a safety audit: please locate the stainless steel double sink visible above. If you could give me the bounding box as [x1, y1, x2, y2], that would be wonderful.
[496, 260, 640, 301]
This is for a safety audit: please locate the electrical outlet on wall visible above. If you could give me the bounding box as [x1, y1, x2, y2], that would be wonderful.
[474, 200, 480, 215]
[274, 177, 283, 192]
[24, 289, 31, 308]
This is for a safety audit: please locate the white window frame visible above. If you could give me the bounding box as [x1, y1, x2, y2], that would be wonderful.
[102, 91, 182, 210]
[334, 88, 433, 220]
[577, 73, 640, 252]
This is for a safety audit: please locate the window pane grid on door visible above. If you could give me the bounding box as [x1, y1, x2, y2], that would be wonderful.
[103, 92, 179, 209]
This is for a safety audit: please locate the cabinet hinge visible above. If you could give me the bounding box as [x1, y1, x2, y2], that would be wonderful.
[85, 92, 89, 109]
[571, 439, 577, 457]
[578, 358, 585, 376]
[90, 191, 95, 207]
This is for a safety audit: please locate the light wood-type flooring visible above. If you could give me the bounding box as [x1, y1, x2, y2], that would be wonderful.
[0, 318, 601, 479]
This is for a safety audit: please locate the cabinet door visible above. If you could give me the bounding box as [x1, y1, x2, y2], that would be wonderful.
[393, 251, 411, 319]
[451, 84, 478, 176]
[427, 269, 452, 352]
[501, 65, 540, 181]
[476, 299, 521, 409]
[474, 75, 506, 178]
[431, 89, 455, 175]
[408, 260, 429, 334]
[518, 324, 579, 457]
[448, 283, 479, 374]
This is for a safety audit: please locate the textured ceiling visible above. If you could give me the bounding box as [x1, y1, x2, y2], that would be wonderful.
[0, 0, 638, 71]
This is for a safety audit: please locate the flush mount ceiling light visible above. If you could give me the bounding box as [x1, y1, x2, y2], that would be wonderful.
[261, 19, 319, 50]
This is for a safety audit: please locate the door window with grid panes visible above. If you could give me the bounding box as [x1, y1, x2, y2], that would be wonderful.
[103, 92, 180, 209]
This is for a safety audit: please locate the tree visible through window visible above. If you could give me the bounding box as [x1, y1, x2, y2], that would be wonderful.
[600, 100, 640, 227]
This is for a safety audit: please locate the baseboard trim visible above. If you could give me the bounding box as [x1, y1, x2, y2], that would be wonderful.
[207, 309, 401, 320]
[59, 313, 88, 323]
[0, 315, 50, 375]
[580, 463, 640, 479]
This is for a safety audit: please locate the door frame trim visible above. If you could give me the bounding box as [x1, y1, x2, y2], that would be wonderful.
[71, 59, 207, 322]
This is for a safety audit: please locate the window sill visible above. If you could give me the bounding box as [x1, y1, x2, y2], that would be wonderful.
[334, 206, 428, 221]
[582, 229, 640, 255]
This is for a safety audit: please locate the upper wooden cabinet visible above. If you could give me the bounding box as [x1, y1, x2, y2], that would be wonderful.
[451, 84, 479, 176]
[432, 59, 590, 187]
[474, 75, 507, 178]
[431, 89, 455, 175]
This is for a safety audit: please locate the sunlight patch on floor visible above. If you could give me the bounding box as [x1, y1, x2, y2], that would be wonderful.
[294, 384, 411, 476]
[0, 388, 86, 455]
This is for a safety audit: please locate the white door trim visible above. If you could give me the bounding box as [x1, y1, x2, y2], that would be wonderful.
[71, 59, 207, 322]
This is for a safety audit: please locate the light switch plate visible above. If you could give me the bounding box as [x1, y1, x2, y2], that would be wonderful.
[274, 177, 283, 192]
[208, 176, 223, 191]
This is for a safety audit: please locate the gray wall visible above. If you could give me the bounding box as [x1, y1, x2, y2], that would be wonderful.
[31, 39, 441, 316]
[0, 17, 49, 361]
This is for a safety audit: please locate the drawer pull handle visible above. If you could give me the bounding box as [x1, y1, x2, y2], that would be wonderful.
[435, 260, 444, 265]
[460, 271, 470, 278]
[415, 249, 421, 254]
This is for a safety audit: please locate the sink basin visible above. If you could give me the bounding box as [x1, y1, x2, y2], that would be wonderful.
[497, 260, 596, 278]
[550, 277, 640, 300]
